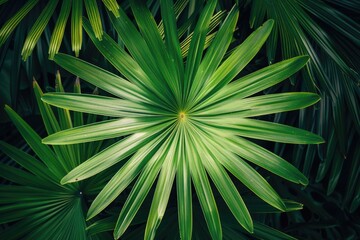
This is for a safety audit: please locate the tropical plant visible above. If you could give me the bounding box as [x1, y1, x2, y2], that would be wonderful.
[0, 74, 112, 239]
[40, 1, 323, 239]
[0, 0, 120, 60]
[2, 0, 358, 239]
[246, 0, 360, 201]
[237, 1, 360, 238]
[240, 1, 360, 238]
[0, 0, 121, 116]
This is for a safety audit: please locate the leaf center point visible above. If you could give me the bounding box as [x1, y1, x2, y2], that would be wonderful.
[179, 111, 186, 121]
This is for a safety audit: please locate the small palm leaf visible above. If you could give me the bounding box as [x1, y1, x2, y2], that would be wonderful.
[44, 1, 323, 239]
[0, 0, 120, 60]
[0, 77, 108, 239]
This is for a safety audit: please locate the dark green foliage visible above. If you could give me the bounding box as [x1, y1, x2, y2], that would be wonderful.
[1, 0, 359, 239]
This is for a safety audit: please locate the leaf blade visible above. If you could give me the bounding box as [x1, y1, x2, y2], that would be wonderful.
[21, 0, 58, 60]
[194, 56, 309, 112]
[226, 136, 309, 186]
[48, 0, 71, 59]
[0, 0, 38, 47]
[187, 5, 239, 107]
[84, 0, 103, 39]
[199, 118, 324, 144]
[4, 105, 65, 179]
[43, 118, 162, 145]
[196, 92, 320, 117]
[196, 19, 274, 102]
[61, 123, 174, 184]
[86, 128, 172, 220]
[186, 127, 222, 240]
[144, 126, 181, 239]
[53, 53, 148, 102]
[113, 128, 179, 239]
[42, 93, 164, 117]
[71, 0, 82, 56]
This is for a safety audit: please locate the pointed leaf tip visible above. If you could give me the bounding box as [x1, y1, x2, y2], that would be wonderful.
[60, 171, 81, 185]
[264, 19, 275, 28]
[60, 175, 72, 185]
[299, 177, 309, 186]
[310, 133, 325, 144]
[41, 136, 57, 145]
[292, 55, 310, 66]
[60, 178, 67, 185]
[4, 104, 12, 111]
[247, 224, 254, 234]
[300, 55, 310, 61]
[41, 138, 48, 144]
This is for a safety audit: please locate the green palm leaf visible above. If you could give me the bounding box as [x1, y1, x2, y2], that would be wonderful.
[43, 117, 171, 145]
[0, 0, 38, 47]
[186, 130, 222, 240]
[188, 124, 253, 233]
[143, 127, 182, 240]
[183, 0, 217, 98]
[0, 0, 120, 59]
[53, 53, 148, 102]
[44, 1, 323, 239]
[0, 76, 108, 239]
[42, 93, 164, 117]
[176, 135, 193, 240]
[247, 0, 360, 209]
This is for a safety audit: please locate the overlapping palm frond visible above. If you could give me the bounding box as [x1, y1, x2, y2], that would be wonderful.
[247, 0, 360, 209]
[0, 0, 120, 60]
[41, 1, 323, 238]
[0, 74, 111, 239]
[243, 0, 360, 238]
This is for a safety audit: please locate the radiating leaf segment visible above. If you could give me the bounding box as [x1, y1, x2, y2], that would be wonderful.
[42, 1, 323, 239]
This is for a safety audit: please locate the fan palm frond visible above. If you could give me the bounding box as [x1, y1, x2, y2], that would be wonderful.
[247, 0, 360, 211]
[42, 1, 323, 239]
[0, 74, 109, 239]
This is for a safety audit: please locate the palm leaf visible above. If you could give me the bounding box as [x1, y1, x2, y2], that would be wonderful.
[43, 1, 323, 238]
[0, 76, 108, 239]
[247, 0, 360, 212]
[0, 0, 121, 59]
